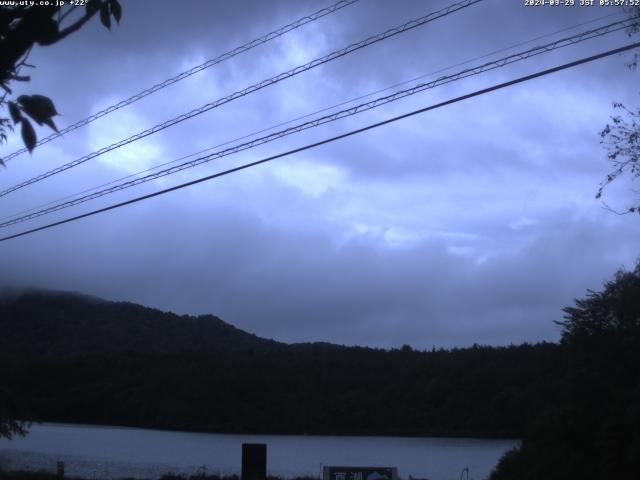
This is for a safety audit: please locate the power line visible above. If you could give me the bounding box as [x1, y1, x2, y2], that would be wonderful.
[0, 0, 483, 199]
[8, 8, 624, 223]
[3, 8, 623, 220]
[0, 11, 620, 227]
[0, 15, 634, 229]
[3, 7, 624, 225]
[2, 41, 638, 243]
[1, 0, 360, 164]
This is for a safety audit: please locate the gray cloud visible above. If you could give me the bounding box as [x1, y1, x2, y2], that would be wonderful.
[1, 0, 639, 349]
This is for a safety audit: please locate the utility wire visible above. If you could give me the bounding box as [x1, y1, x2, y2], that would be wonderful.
[1, 9, 623, 219]
[0, 16, 634, 229]
[0, 0, 483, 199]
[0, 8, 625, 223]
[1, 0, 360, 163]
[2, 8, 623, 223]
[2, 41, 638, 243]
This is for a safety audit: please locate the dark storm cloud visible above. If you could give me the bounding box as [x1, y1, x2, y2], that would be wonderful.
[1, 0, 639, 348]
[2, 182, 638, 348]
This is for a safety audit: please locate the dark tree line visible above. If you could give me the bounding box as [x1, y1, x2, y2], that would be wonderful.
[490, 263, 640, 479]
[0, 290, 563, 438]
[2, 264, 639, 479]
[0, 341, 563, 438]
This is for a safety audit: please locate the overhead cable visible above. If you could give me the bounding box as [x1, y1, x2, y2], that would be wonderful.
[1, 10, 625, 225]
[0, 16, 634, 229]
[2, 41, 638, 243]
[0, 0, 483, 198]
[1, 0, 360, 163]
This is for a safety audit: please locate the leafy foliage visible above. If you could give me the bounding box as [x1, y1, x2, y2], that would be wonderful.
[0, 1, 122, 163]
[558, 262, 640, 340]
[0, 0, 122, 437]
[490, 262, 640, 480]
[598, 103, 640, 213]
[597, 7, 640, 212]
[625, 6, 640, 70]
[6, 94, 62, 153]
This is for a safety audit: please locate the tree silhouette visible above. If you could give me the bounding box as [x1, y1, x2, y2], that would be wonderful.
[0, 0, 122, 165]
[0, 386, 29, 439]
[491, 261, 640, 480]
[557, 262, 640, 342]
[0, 0, 122, 439]
[597, 7, 640, 213]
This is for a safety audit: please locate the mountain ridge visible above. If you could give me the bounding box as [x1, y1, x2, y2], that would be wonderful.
[0, 288, 284, 357]
[1, 287, 565, 440]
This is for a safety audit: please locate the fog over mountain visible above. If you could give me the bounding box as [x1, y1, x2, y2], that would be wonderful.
[1, 0, 639, 348]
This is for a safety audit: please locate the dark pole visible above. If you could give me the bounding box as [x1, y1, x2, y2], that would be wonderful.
[242, 443, 266, 480]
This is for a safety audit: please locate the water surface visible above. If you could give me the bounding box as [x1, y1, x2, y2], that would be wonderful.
[0, 423, 518, 480]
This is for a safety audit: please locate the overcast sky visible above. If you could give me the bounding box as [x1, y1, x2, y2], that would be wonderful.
[1, 0, 639, 348]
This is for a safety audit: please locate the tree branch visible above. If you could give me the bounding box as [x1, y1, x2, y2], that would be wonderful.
[53, 6, 100, 43]
[57, 5, 77, 26]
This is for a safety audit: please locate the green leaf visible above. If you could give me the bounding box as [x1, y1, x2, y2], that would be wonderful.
[34, 17, 60, 46]
[21, 118, 36, 153]
[100, 3, 111, 29]
[86, 0, 101, 14]
[8, 101, 22, 124]
[110, 0, 122, 23]
[42, 117, 59, 133]
[16, 95, 58, 127]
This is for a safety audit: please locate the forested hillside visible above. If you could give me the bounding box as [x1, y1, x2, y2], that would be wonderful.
[0, 289, 281, 357]
[1, 343, 561, 438]
[2, 267, 639, 480]
[0, 289, 562, 438]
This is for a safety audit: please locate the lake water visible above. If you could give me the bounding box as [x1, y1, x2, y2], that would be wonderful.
[0, 423, 518, 480]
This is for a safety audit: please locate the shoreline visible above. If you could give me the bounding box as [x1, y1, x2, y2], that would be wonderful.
[16, 421, 521, 442]
[0, 469, 320, 480]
